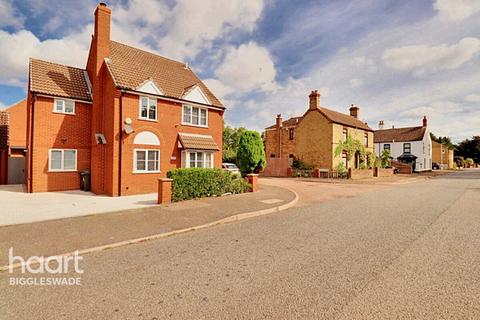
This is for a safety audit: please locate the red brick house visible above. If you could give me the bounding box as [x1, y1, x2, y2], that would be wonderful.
[26, 3, 224, 196]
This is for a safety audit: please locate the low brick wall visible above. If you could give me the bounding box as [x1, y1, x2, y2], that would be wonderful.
[374, 167, 394, 177]
[348, 168, 373, 180]
[263, 158, 292, 177]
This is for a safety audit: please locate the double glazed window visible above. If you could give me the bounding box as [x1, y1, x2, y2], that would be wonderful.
[186, 151, 213, 168]
[49, 149, 77, 171]
[183, 105, 207, 126]
[403, 143, 411, 154]
[134, 149, 160, 173]
[364, 133, 369, 147]
[384, 144, 391, 151]
[139, 96, 157, 120]
[54, 99, 75, 114]
[289, 128, 294, 140]
[342, 128, 348, 142]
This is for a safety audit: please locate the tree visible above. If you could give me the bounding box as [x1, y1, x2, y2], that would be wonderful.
[380, 149, 392, 168]
[236, 130, 266, 175]
[456, 136, 480, 164]
[430, 133, 456, 150]
[223, 125, 246, 163]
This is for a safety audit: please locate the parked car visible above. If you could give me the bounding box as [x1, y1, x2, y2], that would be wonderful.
[432, 162, 440, 170]
[222, 163, 240, 175]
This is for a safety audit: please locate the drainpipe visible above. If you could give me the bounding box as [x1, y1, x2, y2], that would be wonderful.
[118, 91, 124, 196]
[28, 94, 36, 193]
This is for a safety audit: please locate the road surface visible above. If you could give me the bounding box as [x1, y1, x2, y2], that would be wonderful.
[2, 170, 480, 319]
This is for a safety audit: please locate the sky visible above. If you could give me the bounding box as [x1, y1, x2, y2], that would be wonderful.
[0, 0, 479, 141]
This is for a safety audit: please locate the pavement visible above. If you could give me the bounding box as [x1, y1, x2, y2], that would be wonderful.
[0, 184, 296, 266]
[2, 169, 480, 319]
[0, 184, 161, 226]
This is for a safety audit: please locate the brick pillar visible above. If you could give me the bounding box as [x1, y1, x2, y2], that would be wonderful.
[313, 168, 320, 178]
[286, 167, 292, 177]
[158, 178, 173, 204]
[247, 174, 259, 192]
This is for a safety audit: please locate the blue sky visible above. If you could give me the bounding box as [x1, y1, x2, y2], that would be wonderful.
[0, 0, 479, 141]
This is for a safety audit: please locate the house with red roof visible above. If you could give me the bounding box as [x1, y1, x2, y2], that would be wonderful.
[25, 3, 224, 195]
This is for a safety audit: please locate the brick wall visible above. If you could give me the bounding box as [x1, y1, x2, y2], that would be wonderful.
[28, 96, 91, 192]
[332, 123, 374, 170]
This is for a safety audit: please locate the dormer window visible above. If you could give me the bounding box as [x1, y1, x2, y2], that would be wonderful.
[53, 98, 75, 115]
[182, 105, 208, 127]
[139, 96, 157, 121]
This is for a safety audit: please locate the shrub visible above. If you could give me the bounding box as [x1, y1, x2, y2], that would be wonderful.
[380, 149, 391, 168]
[167, 168, 251, 202]
[292, 158, 313, 170]
[236, 130, 266, 175]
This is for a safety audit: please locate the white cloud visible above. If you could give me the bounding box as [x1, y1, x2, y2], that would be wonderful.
[400, 101, 464, 119]
[465, 93, 480, 102]
[0, 0, 25, 29]
[434, 0, 480, 21]
[158, 0, 264, 60]
[382, 37, 480, 76]
[205, 42, 277, 97]
[349, 78, 362, 88]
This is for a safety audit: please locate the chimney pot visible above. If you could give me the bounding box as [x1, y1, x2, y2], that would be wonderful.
[276, 114, 283, 128]
[422, 116, 427, 127]
[349, 104, 359, 119]
[308, 90, 321, 110]
[378, 120, 384, 130]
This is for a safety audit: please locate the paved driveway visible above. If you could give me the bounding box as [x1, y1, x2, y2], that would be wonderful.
[0, 185, 157, 226]
[2, 169, 480, 319]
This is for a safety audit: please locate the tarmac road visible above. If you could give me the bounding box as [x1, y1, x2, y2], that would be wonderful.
[1, 169, 480, 319]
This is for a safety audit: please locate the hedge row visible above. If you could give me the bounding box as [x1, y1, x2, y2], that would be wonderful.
[166, 168, 251, 202]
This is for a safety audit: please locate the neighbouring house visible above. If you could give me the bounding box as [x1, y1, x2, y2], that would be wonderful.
[374, 117, 432, 172]
[26, 3, 224, 195]
[0, 99, 27, 185]
[432, 140, 454, 169]
[264, 90, 374, 173]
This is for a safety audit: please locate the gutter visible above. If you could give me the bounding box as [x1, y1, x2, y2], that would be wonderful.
[28, 94, 36, 193]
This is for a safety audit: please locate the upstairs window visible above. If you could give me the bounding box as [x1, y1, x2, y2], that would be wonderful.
[364, 133, 369, 147]
[403, 143, 411, 154]
[182, 105, 207, 127]
[342, 128, 348, 142]
[139, 96, 157, 121]
[53, 99, 75, 115]
[289, 128, 294, 140]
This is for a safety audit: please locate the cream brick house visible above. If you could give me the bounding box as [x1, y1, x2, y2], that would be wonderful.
[264, 90, 374, 171]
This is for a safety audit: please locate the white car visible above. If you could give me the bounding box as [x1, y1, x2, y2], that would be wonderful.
[222, 163, 240, 175]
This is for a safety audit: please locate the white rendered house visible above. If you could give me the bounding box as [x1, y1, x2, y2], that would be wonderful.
[374, 117, 432, 172]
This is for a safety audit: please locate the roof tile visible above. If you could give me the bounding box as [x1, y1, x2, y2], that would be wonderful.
[374, 126, 426, 143]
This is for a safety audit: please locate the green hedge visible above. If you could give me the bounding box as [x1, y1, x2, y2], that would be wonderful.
[167, 168, 251, 202]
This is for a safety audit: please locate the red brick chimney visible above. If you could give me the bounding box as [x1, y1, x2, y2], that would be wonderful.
[378, 120, 384, 129]
[349, 104, 359, 119]
[276, 114, 283, 128]
[422, 116, 427, 127]
[309, 90, 320, 110]
[93, 3, 111, 77]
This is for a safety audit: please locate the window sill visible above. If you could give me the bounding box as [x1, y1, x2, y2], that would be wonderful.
[48, 170, 77, 173]
[53, 111, 75, 115]
[138, 117, 158, 122]
[181, 122, 208, 128]
[132, 171, 161, 174]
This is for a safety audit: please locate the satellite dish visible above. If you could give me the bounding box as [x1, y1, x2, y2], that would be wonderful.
[124, 124, 133, 135]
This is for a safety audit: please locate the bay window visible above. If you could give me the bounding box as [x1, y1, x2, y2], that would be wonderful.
[184, 151, 214, 168]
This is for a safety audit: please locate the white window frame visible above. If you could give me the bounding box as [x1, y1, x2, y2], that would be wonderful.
[138, 96, 158, 121]
[53, 98, 75, 115]
[182, 104, 208, 127]
[48, 149, 77, 172]
[133, 149, 160, 173]
[183, 151, 214, 168]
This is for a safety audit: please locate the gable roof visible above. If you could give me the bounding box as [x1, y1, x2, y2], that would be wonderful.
[265, 108, 372, 131]
[374, 126, 426, 143]
[29, 59, 91, 101]
[106, 41, 223, 108]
